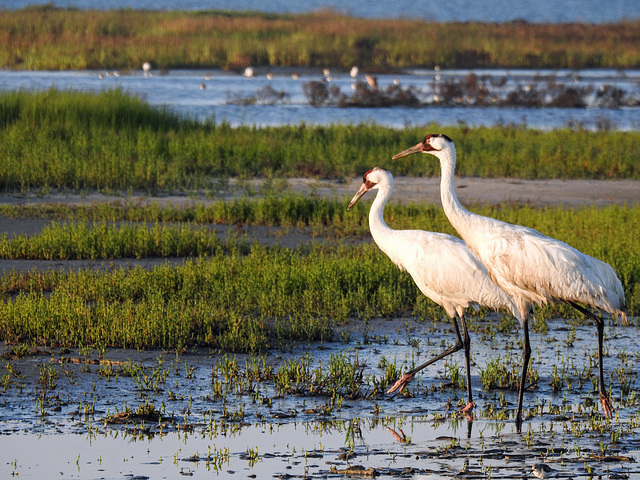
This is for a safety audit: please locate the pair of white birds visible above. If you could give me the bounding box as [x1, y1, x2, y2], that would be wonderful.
[347, 133, 627, 430]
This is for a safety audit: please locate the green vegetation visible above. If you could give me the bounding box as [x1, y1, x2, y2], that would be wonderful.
[1, 7, 639, 70]
[0, 90, 639, 195]
[0, 221, 228, 260]
[0, 199, 638, 350]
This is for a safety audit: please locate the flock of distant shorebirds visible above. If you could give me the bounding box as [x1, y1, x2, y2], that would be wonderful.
[96, 61, 385, 92]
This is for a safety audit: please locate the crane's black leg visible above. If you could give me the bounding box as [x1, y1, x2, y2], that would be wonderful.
[566, 300, 613, 418]
[516, 317, 531, 433]
[387, 316, 465, 394]
[459, 315, 474, 410]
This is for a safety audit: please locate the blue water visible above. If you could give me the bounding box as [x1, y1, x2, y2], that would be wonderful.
[2, 69, 639, 131]
[4, 0, 640, 23]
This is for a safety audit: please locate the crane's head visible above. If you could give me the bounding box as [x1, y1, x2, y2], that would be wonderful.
[347, 167, 392, 210]
[392, 133, 453, 160]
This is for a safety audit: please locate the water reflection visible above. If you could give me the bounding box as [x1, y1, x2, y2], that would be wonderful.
[3, 415, 640, 478]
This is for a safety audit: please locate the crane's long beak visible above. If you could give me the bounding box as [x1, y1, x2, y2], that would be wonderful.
[392, 142, 423, 160]
[347, 182, 369, 210]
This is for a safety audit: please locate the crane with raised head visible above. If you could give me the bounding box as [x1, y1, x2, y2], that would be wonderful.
[392, 133, 627, 429]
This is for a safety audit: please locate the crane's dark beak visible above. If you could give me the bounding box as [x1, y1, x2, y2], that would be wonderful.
[347, 182, 370, 210]
[392, 142, 424, 159]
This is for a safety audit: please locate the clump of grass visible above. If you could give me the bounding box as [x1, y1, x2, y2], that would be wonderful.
[0, 221, 232, 260]
[479, 354, 539, 390]
[0, 244, 407, 350]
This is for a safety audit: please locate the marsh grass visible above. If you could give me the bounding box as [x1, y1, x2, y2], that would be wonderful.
[0, 221, 230, 260]
[0, 196, 638, 350]
[1, 8, 639, 70]
[0, 199, 637, 302]
[0, 90, 639, 194]
[0, 201, 640, 352]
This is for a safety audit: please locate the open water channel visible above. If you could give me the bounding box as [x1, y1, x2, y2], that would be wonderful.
[1, 67, 640, 131]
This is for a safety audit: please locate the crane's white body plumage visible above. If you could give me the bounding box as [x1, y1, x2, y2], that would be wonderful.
[360, 169, 519, 321]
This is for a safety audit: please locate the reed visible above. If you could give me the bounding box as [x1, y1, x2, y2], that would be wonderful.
[1, 7, 639, 70]
[0, 90, 639, 194]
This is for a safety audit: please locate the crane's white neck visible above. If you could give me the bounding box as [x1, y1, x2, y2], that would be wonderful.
[435, 147, 477, 236]
[367, 180, 395, 246]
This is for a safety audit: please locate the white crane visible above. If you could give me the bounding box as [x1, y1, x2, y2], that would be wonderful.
[347, 167, 521, 414]
[393, 134, 627, 429]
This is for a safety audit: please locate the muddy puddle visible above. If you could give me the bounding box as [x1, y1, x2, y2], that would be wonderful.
[2, 316, 640, 479]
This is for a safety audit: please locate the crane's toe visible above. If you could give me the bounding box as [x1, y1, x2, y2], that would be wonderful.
[386, 427, 408, 443]
[600, 392, 614, 418]
[386, 373, 415, 394]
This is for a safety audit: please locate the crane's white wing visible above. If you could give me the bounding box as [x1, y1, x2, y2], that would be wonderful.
[472, 222, 625, 314]
[376, 229, 517, 318]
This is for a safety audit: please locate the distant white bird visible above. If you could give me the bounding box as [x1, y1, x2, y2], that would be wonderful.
[393, 134, 627, 429]
[243, 67, 254, 77]
[142, 62, 151, 76]
[347, 167, 521, 413]
[350, 65, 359, 78]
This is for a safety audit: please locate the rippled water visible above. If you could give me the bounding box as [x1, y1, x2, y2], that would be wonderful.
[2, 68, 639, 130]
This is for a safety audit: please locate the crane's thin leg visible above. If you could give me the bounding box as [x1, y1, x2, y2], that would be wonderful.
[387, 316, 464, 394]
[459, 316, 475, 415]
[566, 300, 613, 418]
[516, 317, 531, 433]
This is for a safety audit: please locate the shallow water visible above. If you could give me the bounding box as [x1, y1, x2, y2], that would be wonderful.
[1, 316, 639, 478]
[2, 68, 639, 130]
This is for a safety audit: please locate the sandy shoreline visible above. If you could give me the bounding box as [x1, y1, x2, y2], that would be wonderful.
[1, 177, 638, 209]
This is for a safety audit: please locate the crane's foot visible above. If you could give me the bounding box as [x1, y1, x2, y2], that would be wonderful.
[600, 391, 614, 418]
[461, 401, 475, 422]
[461, 401, 475, 413]
[386, 372, 415, 394]
[386, 427, 408, 443]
